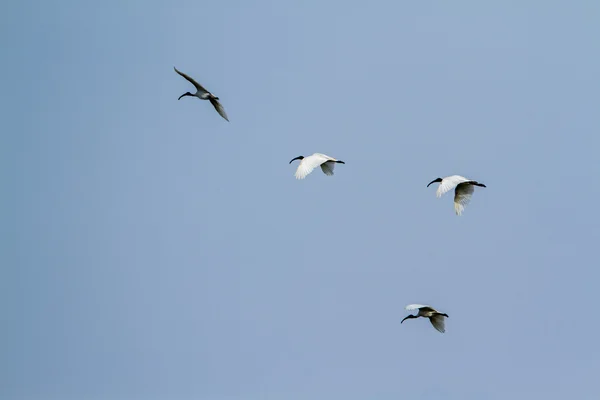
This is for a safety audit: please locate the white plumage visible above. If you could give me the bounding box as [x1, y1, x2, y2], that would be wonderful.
[427, 175, 486, 215]
[289, 153, 345, 180]
[402, 304, 449, 333]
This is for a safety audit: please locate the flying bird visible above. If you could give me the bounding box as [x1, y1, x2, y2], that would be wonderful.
[289, 153, 345, 180]
[401, 304, 449, 333]
[174, 67, 229, 121]
[427, 175, 486, 215]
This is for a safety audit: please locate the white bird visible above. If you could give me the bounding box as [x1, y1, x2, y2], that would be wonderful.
[174, 67, 229, 121]
[401, 304, 449, 333]
[289, 153, 345, 180]
[427, 175, 486, 215]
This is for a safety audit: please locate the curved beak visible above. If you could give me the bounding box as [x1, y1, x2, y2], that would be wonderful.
[178, 92, 190, 100]
[401, 315, 413, 324]
[427, 178, 441, 187]
[289, 156, 303, 164]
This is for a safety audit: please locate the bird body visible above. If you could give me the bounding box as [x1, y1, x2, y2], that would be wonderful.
[401, 304, 449, 333]
[289, 153, 345, 180]
[174, 67, 229, 121]
[427, 175, 486, 215]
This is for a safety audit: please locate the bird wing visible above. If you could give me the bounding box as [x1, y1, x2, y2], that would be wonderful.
[295, 155, 326, 179]
[454, 183, 474, 216]
[436, 175, 470, 198]
[418, 306, 438, 314]
[429, 314, 446, 333]
[312, 153, 336, 161]
[405, 304, 431, 311]
[209, 98, 229, 121]
[320, 161, 336, 176]
[174, 67, 208, 93]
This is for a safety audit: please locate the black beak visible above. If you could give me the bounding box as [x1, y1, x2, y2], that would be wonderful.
[427, 178, 442, 187]
[337, 160, 345, 164]
[178, 92, 190, 100]
[289, 156, 304, 164]
[401, 315, 415, 324]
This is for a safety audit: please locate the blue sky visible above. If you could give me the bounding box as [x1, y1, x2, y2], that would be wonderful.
[2, 1, 600, 399]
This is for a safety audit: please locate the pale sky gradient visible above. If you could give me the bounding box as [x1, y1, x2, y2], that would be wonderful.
[2, 1, 600, 399]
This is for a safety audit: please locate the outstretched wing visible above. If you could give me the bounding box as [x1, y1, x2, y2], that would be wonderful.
[454, 183, 475, 216]
[174, 67, 208, 93]
[436, 175, 470, 198]
[320, 161, 336, 176]
[429, 314, 446, 333]
[209, 98, 229, 121]
[405, 304, 430, 311]
[295, 155, 326, 179]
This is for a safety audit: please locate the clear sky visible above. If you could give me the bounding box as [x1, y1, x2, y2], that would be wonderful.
[2, 1, 600, 399]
